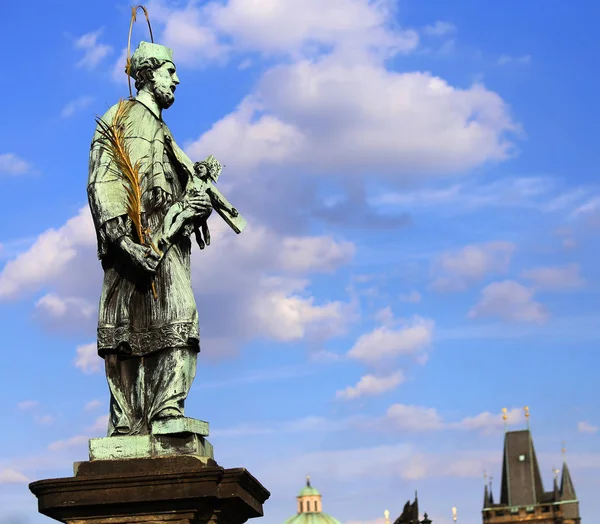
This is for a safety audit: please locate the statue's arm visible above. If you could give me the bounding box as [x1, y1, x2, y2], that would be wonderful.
[100, 215, 160, 274]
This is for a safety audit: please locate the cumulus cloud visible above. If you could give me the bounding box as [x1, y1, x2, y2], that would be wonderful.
[385, 404, 444, 432]
[497, 54, 531, 66]
[190, 63, 518, 177]
[0, 206, 355, 358]
[577, 421, 598, 434]
[74, 29, 112, 69]
[48, 414, 109, 451]
[430, 241, 515, 292]
[148, 0, 417, 65]
[35, 293, 96, 334]
[399, 290, 422, 303]
[347, 316, 434, 365]
[61, 95, 95, 118]
[521, 263, 584, 291]
[450, 407, 524, 434]
[336, 371, 405, 400]
[423, 21, 457, 37]
[17, 400, 38, 411]
[74, 343, 101, 374]
[0, 207, 97, 301]
[0, 469, 28, 484]
[0, 153, 33, 176]
[84, 400, 103, 411]
[384, 405, 524, 434]
[468, 280, 548, 324]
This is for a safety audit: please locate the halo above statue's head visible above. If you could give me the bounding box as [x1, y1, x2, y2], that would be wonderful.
[126, 5, 174, 97]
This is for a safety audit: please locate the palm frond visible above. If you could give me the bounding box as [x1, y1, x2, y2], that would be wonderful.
[95, 99, 144, 244]
[95, 99, 161, 298]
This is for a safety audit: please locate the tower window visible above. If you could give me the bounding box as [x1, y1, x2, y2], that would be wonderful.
[314, 501, 318, 512]
[300, 501, 303, 513]
[519, 454, 526, 461]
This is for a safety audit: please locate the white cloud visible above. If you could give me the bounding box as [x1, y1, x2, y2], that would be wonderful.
[0, 207, 96, 300]
[0, 205, 354, 357]
[74, 29, 112, 69]
[384, 405, 525, 435]
[336, 371, 405, 400]
[84, 400, 103, 411]
[88, 414, 109, 434]
[60, 95, 95, 118]
[35, 414, 55, 425]
[0, 153, 33, 176]
[0, 469, 28, 484]
[74, 342, 101, 374]
[399, 290, 422, 303]
[451, 408, 524, 434]
[577, 421, 598, 434]
[497, 54, 532, 66]
[48, 435, 89, 451]
[16, 400, 38, 411]
[48, 414, 109, 451]
[431, 241, 515, 292]
[423, 21, 456, 37]
[468, 280, 548, 324]
[373, 176, 587, 215]
[277, 236, 355, 273]
[347, 316, 434, 365]
[521, 263, 584, 291]
[149, 0, 418, 65]
[190, 62, 518, 177]
[35, 293, 95, 324]
[570, 196, 600, 218]
[385, 404, 444, 432]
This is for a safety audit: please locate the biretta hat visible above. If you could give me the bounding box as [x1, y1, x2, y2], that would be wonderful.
[128, 41, 174, 79]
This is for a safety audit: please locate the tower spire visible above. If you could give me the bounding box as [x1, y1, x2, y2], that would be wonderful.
[502, 408, 508, 432]
[524, 406, 531, 430]
[560, 442, 577, 501]
[483, 471, 490, 508]
[384, 510, 390, 524]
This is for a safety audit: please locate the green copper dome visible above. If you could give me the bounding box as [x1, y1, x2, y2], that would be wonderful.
[284, 513, 343, 524]
[284, 477, 342, 524]
[298, 484, 321, 497]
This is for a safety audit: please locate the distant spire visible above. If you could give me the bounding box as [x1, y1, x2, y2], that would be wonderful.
[502, 408, 508, 432]
[488, 475, 495, 505]
[553, 466, 560, 500]
[384, 509, 390, 524]
[306, 475, 311, 487]
[560, 455, 577, 501]
[452, 506, 457, 523]
[524, 406, 530, 430]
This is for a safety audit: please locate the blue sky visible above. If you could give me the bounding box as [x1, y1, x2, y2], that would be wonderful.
[1, 1, 600, 523]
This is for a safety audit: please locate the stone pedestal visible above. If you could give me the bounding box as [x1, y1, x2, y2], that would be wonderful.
[29, 455, 270, 524]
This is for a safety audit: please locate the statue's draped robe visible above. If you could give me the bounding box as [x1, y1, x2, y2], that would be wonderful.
[88, 99, 200, 435]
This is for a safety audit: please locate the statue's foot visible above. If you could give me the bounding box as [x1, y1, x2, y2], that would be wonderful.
[154, 408, 183, 421]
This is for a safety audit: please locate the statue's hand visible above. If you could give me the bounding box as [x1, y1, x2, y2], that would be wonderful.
[188, 192, 213, 221]
[119, 237, 160, 274]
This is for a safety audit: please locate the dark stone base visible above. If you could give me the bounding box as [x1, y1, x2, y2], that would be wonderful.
[29, 456, 270, 524]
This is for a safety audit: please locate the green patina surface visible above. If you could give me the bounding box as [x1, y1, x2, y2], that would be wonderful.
[87, 39, 247, 447]
[89, 432, 214, 461]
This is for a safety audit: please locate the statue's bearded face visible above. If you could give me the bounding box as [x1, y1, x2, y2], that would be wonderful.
[151, 62, 180, 110]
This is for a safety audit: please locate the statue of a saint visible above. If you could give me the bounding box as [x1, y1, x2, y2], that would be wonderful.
[87, 41, 237, 437]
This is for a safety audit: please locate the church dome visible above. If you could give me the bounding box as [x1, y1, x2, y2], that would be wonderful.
[284, 477, 342, 524]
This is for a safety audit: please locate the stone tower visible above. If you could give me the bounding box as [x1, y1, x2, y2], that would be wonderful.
[482, 429, 581, 523]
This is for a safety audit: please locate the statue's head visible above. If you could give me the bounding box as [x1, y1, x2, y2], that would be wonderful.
[128, 41, 179, 110]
